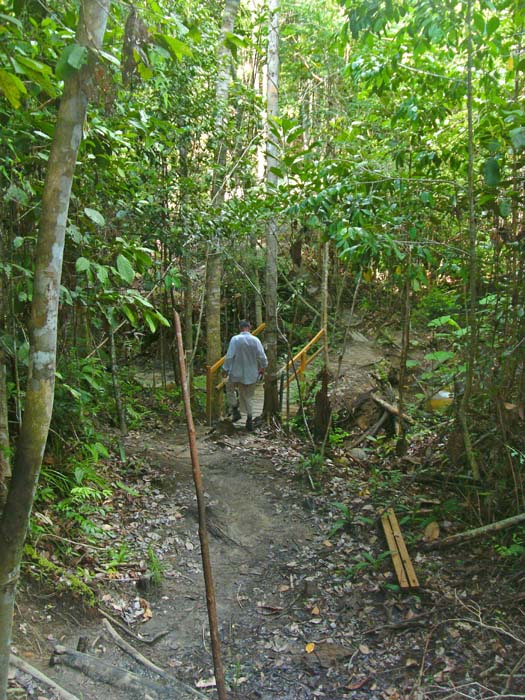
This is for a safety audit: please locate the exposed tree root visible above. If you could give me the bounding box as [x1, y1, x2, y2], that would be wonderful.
[10, 653, 80, 700]
[102, 619, 209, 700]
[50, 645, 168, 699]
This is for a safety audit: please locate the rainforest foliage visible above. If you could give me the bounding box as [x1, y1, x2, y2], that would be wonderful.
[1, 0, 524, 564]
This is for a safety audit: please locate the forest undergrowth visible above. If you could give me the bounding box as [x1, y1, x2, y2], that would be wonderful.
[8, 320, 525, 700]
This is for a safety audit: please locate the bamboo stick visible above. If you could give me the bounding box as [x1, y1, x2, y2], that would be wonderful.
[173, 310, 228, 700]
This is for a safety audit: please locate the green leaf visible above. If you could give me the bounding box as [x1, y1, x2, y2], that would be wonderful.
[84, 207, 106, 226]
[121, 304, 137, 326]
[12, 56, 56, 97]
[0, 12, 23, 29]
[56, 44, 88, 80]
[486, 16, 499, 35]
[0, 69, 27, 108]
[6, 184, 28, 204]
[428, 315, 461, 329]
[509, 127, 525, 151]
[75, 257, 91, 272]
[499, 199, 511, 218]
[406, 359, 420, 368]
[94, 263, 109, 286]
[153, 310, 170, 327]
[98, 49, 121, 67]
[163, 269, 181, 290]
[154, 34, 192, 60]
[116, 254, 135, 284]
[143, 309, 157, 333]
[424, 350, 455, 363]
[138, 63, 154, 80]
[482, 157, 500, 186]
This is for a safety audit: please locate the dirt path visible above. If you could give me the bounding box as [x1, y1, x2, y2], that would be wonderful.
[11, 332, 525, 700]
[14, 426, 332, 699]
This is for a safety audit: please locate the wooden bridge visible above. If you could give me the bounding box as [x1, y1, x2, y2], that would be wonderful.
[206, 324, 327, 425]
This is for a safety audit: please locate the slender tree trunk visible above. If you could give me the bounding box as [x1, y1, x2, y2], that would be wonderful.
[179, 143, 192, 395]
[396, 257, 412, 456]
[109, 322, 127, 439]
[0, 232, 10, 506]
[0, 3, 111, 697]
[183, 277, 193, 392]
[205, 0, 241, 421]
[263, 0, 281, 419]
[458, 0, 480, 481]
[0, 358, 9, 509]
[321, 239, 329, 367]
[252, 236, 263, 328]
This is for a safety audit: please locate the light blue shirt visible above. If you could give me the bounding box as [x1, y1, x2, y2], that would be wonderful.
[223, 331, 268, 385]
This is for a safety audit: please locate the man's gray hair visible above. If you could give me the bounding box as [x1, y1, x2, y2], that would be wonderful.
[239, 319, 251, 330]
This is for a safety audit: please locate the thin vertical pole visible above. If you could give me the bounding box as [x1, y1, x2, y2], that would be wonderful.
[173, 311, 228, 700]
[206, 366, 212, 427]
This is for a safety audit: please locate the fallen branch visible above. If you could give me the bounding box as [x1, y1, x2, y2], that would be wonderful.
[10, 653, 81, 700]
[370, 394, 414, 424]
[348, 410, 389, 449]
[102, 619, 208, 700]
[363, 612, 430, 635]
[423, 512, 525, 550]
[98, 608, 168, 645]
[50, 645, 167, 699]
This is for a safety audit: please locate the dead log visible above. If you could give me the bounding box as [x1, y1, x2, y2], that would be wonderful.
[423, 512, 525, 550]
[10, 654, 80, 700]
[50, 645, 167, 698]
[370, 393, 414, 424]
[102, 619, 208, 700]
[348, 410, 389, 449]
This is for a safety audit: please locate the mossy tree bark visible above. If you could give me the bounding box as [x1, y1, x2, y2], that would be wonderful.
[0, 2, 111, 697]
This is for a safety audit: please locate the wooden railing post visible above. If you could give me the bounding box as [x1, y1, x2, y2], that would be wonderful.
[300, 351, 306, 381]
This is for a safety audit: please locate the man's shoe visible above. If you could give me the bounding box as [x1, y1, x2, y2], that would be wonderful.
[232, 407, 241, 423]
[246, 415, 253, 432]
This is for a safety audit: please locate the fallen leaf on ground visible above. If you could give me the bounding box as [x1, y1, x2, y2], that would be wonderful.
[346, 677, 370, 690]
[196, 677, 217, 688]
[424, 521, 440, 541]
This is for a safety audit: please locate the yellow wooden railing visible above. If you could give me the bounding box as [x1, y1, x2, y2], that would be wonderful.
[206, 323, 266, 425]
[280, 328, 326, 388]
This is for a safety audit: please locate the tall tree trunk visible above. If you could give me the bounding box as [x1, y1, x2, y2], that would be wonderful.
[458, 0, 480, 481]
[109, 321, 127, 439]
[252, 237, 263, 328]
[0, 358, 9, 509]
[0, 3, 111, 697]
[205, 0, 241, 421]
[183, 275, 194, 393]
[321, 239, 329, 367]
[0, 231, 10, 507]
[263, 0, 281, 420]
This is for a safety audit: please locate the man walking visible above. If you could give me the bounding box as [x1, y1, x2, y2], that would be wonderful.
[223, 320, 268, 431]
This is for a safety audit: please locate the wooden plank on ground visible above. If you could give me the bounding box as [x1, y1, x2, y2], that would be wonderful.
[381, 508, 419, 588]
[381, 510, 409, 587]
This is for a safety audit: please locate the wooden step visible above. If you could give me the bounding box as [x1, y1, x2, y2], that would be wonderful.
[381, 508, 419, 589]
